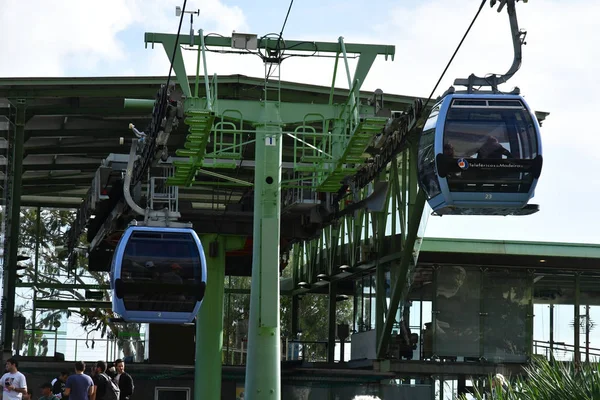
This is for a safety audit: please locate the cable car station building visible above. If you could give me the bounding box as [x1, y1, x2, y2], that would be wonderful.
[0, 37, 596, 400]
[1, 75, 597, 400]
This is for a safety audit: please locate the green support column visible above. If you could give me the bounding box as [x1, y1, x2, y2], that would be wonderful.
[376, 190, 426, 358]
[160, 35, 192, 98]
[28, 206, 41, 356]
[327, 281, 337, 363]
[291, 295, 299, 339]
[195, 235, 245, 400]
[574, 273, 581, 364]
[245, 101, 283, 400]
[549, 303, 554, 360]
[2, 101, 25, 356]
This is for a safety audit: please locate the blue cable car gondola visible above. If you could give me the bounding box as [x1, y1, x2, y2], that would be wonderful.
[110, 225, 207, 324]
[418, 93, 543, 216]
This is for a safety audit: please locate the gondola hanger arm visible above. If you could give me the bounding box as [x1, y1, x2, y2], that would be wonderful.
[454, 0, 528, 93]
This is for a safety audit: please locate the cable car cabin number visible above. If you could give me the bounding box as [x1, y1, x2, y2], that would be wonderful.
[110, 226, 208, 324]
[417, 94, 543, 216]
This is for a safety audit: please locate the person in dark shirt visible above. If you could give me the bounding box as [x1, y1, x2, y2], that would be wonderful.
[51, 372, 69, 400]
[91, 362, 107, 400]
[477, 136, 512, 159]
[91, 361, 119, 400]
[111, 360, 133, 400]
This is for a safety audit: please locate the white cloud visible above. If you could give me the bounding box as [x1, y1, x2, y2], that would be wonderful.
[0, 0, 248, 77]
[0, 0, 138, 76]
[1, 0, 599, 244]
[339, 0, 600, 243]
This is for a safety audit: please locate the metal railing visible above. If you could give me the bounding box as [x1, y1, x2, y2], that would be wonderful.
[223, 339, 331, 365]
[16, 335, 146, 363]
[533, 339, 600, 362]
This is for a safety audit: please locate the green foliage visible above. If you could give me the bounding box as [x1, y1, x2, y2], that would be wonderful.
[17, 207, 351, 362]
[16, 207, 143, 359]
[222, 276, 250, 364]
[460, 357, 600, 400]
[222, 265, 353, 363]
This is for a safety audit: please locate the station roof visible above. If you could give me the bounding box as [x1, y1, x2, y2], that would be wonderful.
[0, 74, 419, 210]
[287, 236, 600, 296]
[419, 237, 600, 272]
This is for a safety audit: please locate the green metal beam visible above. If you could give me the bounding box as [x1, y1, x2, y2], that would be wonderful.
[0, 75, 423, 112]
[244, 101, 283, 400]
[145, 33, 396, 60]
[124, 98, 156, 109]
[195, 235, 245, 400]
[2, 101, 25, 355]
[17, 282, 252, 294]
[17, 283, 110, 290]
[377, 190, 426, 359]
[217, 100, 340, 123]
[160, 35, 192, 98]
[0, 196, 83, 208]
[420, 238, 600, 259]
[0, 129, 139, 139]
[34, 300, 112, 309]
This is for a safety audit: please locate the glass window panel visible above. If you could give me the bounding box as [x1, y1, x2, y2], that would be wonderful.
[370, 274, 377, 331]
[442, 103, 538, 194]
[418, 127, 441, 199]
[533, 304, 550, 358]
[434, 266, 480, 358]
[363, 275, 372, 331]
[482, 270, 531, 362]
[354, 278, 364, 332]
[443, 105, 538, 160]
[553, 304, 574, 361]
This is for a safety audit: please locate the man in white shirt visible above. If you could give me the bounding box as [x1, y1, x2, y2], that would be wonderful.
[0, 358, 28, 400]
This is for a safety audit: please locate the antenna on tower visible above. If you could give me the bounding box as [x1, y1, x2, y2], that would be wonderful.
[175, 6, 200, 46]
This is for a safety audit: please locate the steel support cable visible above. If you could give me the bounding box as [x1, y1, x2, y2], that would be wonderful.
[111, 1, 189, 199]
[374, 0, 488, 358]
[66, 0, 190, 263]
[334, 0, 488, 205]
[423, 0, 488, 110]
[266, 0, 295, 78]
[166, 0, 188, 91]
[133, 0, 188, 185]
[215, 0, 296, 238]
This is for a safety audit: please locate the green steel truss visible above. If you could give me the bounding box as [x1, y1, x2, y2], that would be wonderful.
[143, 32, 395, 192]
[289, 149, 428, 358]
[141, 29, 408, 400]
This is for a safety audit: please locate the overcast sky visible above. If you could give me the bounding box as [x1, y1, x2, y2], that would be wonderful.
[1, 0, 599, 244]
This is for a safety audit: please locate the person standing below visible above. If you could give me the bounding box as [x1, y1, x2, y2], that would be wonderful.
[39, 383, 59, 400]
[91, 362, 119, 400]
[0, 358, 28, 400]
[51, 372, 69, 400]
[64, 362, 93, 400]
[112, 360, 133, 400]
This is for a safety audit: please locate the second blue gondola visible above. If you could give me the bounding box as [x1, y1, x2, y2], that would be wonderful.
[418, 93, 543, 216]
[110, 225, 207, 324]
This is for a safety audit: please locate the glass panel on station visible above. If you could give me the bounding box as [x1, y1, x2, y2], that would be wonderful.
[482, 270, 531, 362]
[433, 266, 480, 359]
[353, 273, 377, 333]
[354, 276, 365, 332]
